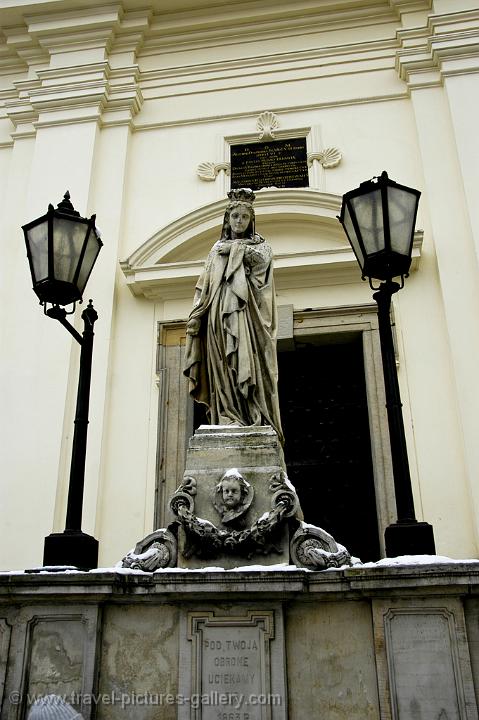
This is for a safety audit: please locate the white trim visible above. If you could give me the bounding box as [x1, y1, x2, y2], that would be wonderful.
[120, 188, 423, 301]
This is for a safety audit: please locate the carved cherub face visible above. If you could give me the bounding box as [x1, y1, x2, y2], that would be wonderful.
[221, 477, 243, 508]
[229, 203, 252, 237]
[213, 470, 253, 523]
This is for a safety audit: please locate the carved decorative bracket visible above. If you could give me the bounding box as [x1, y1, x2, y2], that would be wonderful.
[290, 524, 351, 570]
[122, 528, 178, 570]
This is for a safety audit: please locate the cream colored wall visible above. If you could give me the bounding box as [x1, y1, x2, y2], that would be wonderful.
[0, 0, 478, 568]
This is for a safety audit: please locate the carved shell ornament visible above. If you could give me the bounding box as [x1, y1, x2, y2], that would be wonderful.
[320, 146, 342, 168]
[256, 110, 280, 140]
[307, 147, 342, 168]
[197, 161, 217, 181]
[197, 161, 230, 181]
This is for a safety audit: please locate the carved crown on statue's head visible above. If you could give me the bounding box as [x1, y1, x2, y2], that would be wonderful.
[227, 188, 256, 204]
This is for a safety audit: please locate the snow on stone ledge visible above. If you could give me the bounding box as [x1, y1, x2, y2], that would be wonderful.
[0, 556, 478, 576]
[359, 554, 479, 568]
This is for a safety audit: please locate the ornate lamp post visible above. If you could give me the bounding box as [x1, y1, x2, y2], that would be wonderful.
[23, 191, 103, 569]
[338, 171, 435, 557]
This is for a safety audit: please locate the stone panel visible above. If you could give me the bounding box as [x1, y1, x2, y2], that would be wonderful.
[0, 620, 11, 713]
[25, 617, 85, 706]
[464, 598, 479, 707]
[0, 568, 478, 720]
[96, 604, 180, 720]
[373, 599, 478, 720]
[1, 605, 99, 720]
[285, 600, 380, 720]
[179, 605, 287, 720]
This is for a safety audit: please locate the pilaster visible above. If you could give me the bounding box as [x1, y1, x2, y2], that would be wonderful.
[2, 4, 148, 138]
[396, 8, 479, 552]
[0, 4, 149, 555]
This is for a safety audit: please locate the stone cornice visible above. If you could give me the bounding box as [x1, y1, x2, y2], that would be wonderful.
[0, 1, 427, 82]
[23, 3, 123, 38]
[3, 2, 477, 134]
[2, 4, 123, 73]
[139, 39, 399, 89]
[142, 0, 431, 53]
[1, 2, 149, 65]
[120, 239, 423, 301]
[0, 0, 433, 134]
[3, 60, 143, 131]
[0, 561, 477, 601]
[0, 4, 149, 134]
[0, 25, 44, 76]
[396, 9, 479, 88]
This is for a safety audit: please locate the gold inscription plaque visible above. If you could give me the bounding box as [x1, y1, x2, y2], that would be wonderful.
[230, 138, 309, 190]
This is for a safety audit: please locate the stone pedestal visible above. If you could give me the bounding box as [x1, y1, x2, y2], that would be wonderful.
[174, 425, 295, 569]
[122, 425, 350, 573]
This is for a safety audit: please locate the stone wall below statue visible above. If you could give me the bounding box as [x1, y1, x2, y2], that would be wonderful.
[0, 565, 478, 720]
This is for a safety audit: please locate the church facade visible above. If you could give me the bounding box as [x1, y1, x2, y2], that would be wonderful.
[2, 2, 479, 719]
[2, 0, 478, 569]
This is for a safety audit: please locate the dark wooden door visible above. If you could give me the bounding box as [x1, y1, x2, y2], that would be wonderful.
[278, 335, 380, 561]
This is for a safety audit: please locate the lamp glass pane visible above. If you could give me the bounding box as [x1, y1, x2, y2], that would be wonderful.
[387, 186, 418, 255]
[343, 203, 365, 269]
[350, 187, 384, 256]
[77, 228, 101, 294]
[26, 219, 49, 282]
[52, 217, 88, 284]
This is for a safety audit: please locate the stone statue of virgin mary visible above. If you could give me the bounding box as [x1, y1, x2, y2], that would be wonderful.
[183, 188, 284, 443]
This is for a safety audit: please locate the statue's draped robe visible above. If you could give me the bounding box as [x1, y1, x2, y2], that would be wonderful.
[184, 236, 284, 443]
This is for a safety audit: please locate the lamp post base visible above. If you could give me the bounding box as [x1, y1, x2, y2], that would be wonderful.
[43, 530, 98, 570]
[385, 521, 436, 558]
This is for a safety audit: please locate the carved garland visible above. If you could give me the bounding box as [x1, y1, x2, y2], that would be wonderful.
[170, 472, 299, 559]
[121, 472, 352, 572]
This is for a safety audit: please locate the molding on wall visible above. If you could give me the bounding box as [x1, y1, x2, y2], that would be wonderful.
[0, 1, 444, 139]
[141, 0, 431, 54]
[373, 599, 478, 720]
[2, 60, 144, 132]
[396, 9, 479, 89]
[120, 188, 423, 301]
[124, 188, 342, 267]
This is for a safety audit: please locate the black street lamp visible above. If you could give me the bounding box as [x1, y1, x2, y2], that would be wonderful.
[339, 171, 436, 557]
[23, 191, 103, 570]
